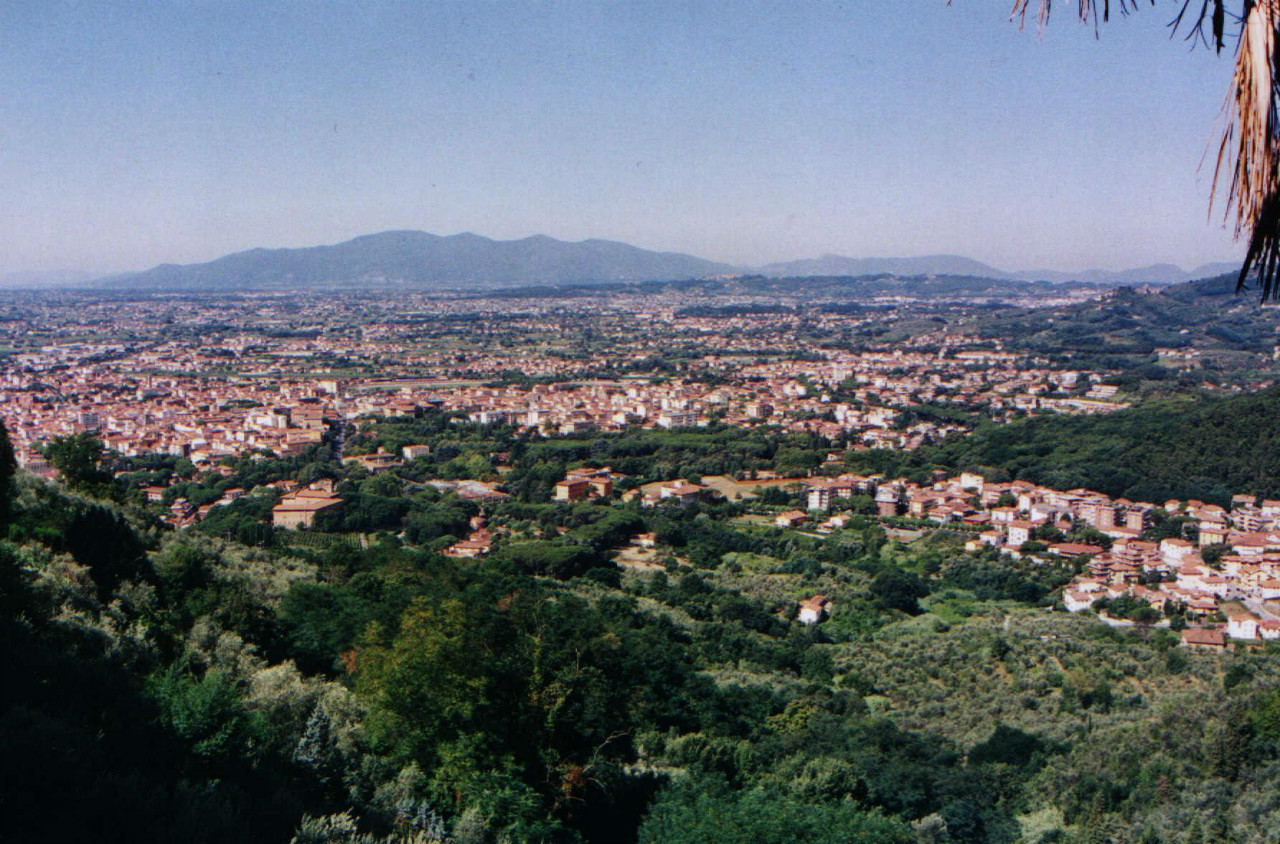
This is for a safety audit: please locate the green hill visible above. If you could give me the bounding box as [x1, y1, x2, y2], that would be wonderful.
[970, 274, 1279, 370]
[97, 231, 737, 291]
[904, 385, 1280, 505]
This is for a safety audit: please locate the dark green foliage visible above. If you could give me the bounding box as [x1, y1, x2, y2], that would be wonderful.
[493, 540, 610, 579]
[196, 493, 279, 546]
[569, 508, 643, 551]
[915, 386, 1280, 505]
[968, 725, 1055, 770]
[43, 432, 114, 493]
[870, 568, 928, 614]
[147, 661, 251, 760]
[334, 490, 410, 533]
[1093, 593, 1162, 624]
[155, 543, 215, 593]
[356, 583, 708, 836]
[279, 581, 374, 674]
[403, 498, 475, 544]
[1203, 542, 1231, 568]
[0, 543, 306, 843]
[9, 478, 151, 596]
[1251, 689, 1280, 741]
[67, 503, 150, 594]
[941, 556, 1065, 603]
[639, 777, 913, 843]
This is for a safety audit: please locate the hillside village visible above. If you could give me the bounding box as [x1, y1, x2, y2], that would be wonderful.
[143, 428, 1280, 648]
[535, 458, 1280, 645]
[22, 2, 1280, 837]
[838, 471, 1280, 646]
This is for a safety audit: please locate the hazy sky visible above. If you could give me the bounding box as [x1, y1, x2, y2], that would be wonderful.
[0, 1, 1246, 275]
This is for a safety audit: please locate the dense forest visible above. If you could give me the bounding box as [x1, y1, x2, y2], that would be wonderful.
[8, 412, 1280, 842]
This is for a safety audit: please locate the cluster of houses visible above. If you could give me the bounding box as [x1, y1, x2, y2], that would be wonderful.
[156, 476, 349, 531]
[95, 388, 1280, 649]
[151, 440, 443, 530]
[156, 480, 247, 528]
[633, 479, 712, 507]
[271, 480, 345, 529]
[442, 514, 495, 559]
[554, 467, 616, 501]
[551, 466, 720, 508]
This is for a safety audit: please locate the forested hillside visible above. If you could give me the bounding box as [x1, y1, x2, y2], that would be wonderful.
[7, 414, 1280, 842]
[870, 385, 1280, 507]
[968, 275, 1279, 374]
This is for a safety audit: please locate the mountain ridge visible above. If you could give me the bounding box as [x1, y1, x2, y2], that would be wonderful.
[95, 230, 738, 291]
[87, 230, 1242, 292]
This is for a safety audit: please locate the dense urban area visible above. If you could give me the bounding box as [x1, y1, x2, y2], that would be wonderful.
[10, 274, 1280, 843]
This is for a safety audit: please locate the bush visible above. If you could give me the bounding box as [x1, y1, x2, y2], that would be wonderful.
[494, 541, 610, 580]
[870, 569, 929, 615]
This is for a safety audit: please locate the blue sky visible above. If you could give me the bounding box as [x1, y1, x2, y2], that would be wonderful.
[0, 1, 1244, 275]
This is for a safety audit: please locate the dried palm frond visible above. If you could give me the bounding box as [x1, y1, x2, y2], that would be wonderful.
[1170, 0, 1231, 51]
[1242, 188, 1280, 293]
[945, 1, 1153, 31]
[1008, 0, 1152, 33]
[1211, 0, 1280, 297]
[952, 0, 1280, 298]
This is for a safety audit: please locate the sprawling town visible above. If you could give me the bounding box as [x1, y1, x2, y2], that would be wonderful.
[1, 289, 1128, 471]
[6, 287, 1278, 653]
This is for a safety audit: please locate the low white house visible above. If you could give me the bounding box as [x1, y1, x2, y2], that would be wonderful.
[798, 595, 831, 624]
[1064, 590, 1097, 613]
[1225, 606, 1261, 640]
[1006, 520, 1033, 548]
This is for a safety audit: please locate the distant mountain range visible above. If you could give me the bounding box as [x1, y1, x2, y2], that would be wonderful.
[1012, 261, 1241, 285]
[83, 230, 1240, 292]
[756, 254, 1241, 286]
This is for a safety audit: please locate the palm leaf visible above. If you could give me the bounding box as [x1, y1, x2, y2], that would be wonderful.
[1212, 0, 1280, 298]
[958, 1, 1280, 297]
[1007, 0, 1152, 32]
